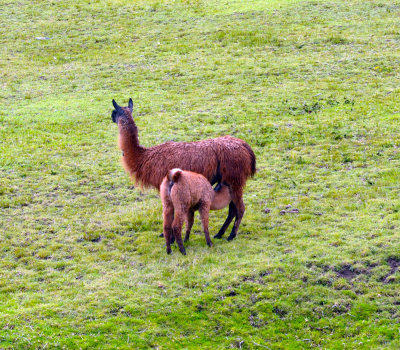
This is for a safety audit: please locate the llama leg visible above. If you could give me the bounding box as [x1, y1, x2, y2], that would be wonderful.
[172, 211, 186, 255]
[227, 192, 245, 241]
[169, 232, 175, 244]
[164, 227, 174, 254]
[199, 205, 212, 247]
[214, 201, 236, 239]
[184, 210, 194, 242]
[163, 206, 174, 254]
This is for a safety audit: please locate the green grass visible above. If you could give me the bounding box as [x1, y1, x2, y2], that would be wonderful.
[1, 0, 400, 348]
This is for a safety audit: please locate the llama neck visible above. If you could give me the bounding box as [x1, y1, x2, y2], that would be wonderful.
[118, 122, 145, 171]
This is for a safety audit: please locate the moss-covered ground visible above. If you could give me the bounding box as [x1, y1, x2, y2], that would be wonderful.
[1, 0, 399, 348]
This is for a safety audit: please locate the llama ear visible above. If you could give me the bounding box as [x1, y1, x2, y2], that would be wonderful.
[128, 98, 133, 112]
[112, 99, 120, 110]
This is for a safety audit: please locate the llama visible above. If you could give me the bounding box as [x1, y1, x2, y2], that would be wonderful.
[111, 99, 256, 241]
[160, 168, 232, 255]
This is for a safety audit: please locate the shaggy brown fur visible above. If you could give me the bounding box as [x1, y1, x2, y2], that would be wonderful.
[111, 99, 256, 240]
[160, 169, 232, 255]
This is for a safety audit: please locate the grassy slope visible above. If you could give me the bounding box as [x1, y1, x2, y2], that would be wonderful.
[1, 0, 399, 348]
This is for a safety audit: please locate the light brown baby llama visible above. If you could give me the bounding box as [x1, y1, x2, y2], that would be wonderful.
[160, 168, 231, 255]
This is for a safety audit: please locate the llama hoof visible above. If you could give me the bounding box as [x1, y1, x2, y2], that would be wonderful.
[214, 233, 223, 239]
[207, 242, 213, 247]
[159, 233, 164, 237]
[227, 234, 236, 241]
[166, 248, 172, 254]
[179, 248, 187, 255]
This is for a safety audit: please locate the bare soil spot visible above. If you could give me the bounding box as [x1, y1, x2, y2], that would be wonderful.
[336, 265, 358, 280]
[382, 258, 400, 284]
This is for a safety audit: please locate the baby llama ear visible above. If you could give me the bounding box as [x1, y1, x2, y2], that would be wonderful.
[128, 98, 133, 113]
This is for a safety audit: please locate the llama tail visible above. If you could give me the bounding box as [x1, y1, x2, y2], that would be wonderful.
[168, 168, 183, 183]
[244, 143, 257, 176]
[250, 150, 256, 176]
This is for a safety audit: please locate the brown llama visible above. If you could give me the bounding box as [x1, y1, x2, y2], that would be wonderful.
[160, 168, 232, 255]
[111, 99, 256, 241]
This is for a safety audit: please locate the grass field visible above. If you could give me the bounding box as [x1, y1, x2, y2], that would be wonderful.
[1, 0, 400, 348]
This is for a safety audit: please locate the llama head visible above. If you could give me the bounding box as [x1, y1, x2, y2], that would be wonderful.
[111, 98, 134, 124]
